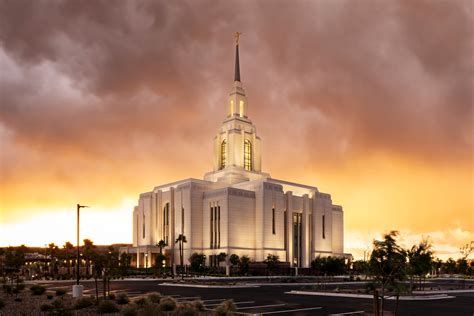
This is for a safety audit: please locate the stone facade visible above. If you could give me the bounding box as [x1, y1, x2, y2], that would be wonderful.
[121, 41, 347, 268]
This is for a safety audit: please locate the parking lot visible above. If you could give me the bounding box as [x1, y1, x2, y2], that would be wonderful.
[39, 280, 474, 315]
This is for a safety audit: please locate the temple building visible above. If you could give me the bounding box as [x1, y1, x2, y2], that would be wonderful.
[122, 35, 347, 268]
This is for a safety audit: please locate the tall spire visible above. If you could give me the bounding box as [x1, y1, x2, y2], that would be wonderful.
[234, 32, 241, 82]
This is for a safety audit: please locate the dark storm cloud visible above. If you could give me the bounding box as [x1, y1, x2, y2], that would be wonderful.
[0, 0, 472, 178]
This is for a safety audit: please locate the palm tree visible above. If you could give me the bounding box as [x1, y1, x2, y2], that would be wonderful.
[48, 243, 59, 277]
[155, 240, 167, 277]
[175, 234, 187, 279]
[82, 239, 96, 278]
[63, 241, 74, 276]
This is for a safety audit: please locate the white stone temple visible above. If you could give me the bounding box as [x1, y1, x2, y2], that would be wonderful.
[122, 35, 347, 268]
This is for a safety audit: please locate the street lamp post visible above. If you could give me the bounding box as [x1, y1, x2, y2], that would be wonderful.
[73, 204, 89, 298]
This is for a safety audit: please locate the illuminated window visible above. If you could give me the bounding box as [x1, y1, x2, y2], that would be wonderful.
[142, 213, 145, 239]
[239, 100, 244, 117]
[244, 140, 252, 171]
[220, 140, 227, 169]
[210, 204, 221, 249]
[230, 100, 234, 116]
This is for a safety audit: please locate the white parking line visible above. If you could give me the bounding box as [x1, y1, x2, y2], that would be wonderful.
[201, 298, 228, 302]
[237, 303, 286, 310]
[262, 306, 323, 314]
[328, 311, 364, 316]
[206, 301, 255, 307]
[175, 296, 201, 300]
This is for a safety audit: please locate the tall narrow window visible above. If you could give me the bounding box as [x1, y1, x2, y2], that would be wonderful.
[230, 100, 234, 116]
[322, 215, 326, 239]
[142, 213, 145, 239]
[244, 140, 252, 171]
[272, 207, 276, 235]
[220, 140, 227, 169]
[210, 206, 214, 248]
[163, 203, 169, 245]
[239, 100, 244, 117]
[217, 206, 221, 248]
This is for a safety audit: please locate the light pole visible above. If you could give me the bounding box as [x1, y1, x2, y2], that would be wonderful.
[73, 204, 89, 298]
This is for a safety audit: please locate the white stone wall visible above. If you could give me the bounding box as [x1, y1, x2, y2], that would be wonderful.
[331, 205, 344, 255]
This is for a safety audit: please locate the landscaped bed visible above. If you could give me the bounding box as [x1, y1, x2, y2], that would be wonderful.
[0, 283, 235, 315]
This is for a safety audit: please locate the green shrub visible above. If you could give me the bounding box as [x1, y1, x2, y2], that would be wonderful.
[30, 284, 46, 295]
[56, 289, 67, 296]
[97, 300, 119, 314]
[47, 294, 54, 299]
[40, 303, 53, 312]
[52, 298, 65, 309]
[2, 284, 12, 294]
[135, 297, 148, 306]
[121, 303, 138, 316]
[108, 293, 116, 300]
[74, 296, 95, 309]
[138, 303, 161, 315]
[215, 299, 236, 315]
[14, 298, 22, 302]
[0, 298, 5, 309]
[159, 297, 177, 311]
[147, 292, 161, 303]
[176, 302, 199, 315]
[116, 293, 129, 304]
[192, 300, 205, 311]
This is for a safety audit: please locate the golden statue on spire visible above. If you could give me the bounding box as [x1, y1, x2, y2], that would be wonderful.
[235, 32, 242, 45]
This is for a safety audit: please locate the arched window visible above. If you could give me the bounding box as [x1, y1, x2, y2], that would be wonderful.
[220, 140, 227, 169]
[244, 140, 252, 171]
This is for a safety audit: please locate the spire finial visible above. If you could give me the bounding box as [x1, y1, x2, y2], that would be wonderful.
[235, 32, 242, 45]
[234, 32, 241, 82]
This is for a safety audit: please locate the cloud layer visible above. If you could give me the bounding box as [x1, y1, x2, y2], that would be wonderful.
[1, 0, 472, 250]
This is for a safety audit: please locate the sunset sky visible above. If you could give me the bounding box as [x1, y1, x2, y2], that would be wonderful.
[0, 0, 472, 260]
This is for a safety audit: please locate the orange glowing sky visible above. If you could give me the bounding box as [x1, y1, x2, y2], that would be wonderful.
[0, 0, 472, 260]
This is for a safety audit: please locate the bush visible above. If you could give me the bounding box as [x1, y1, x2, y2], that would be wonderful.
[56, 289, 67, 296]
[40, 303, 53, 312]
[121, 303, 138, 316]
[192, 300, 205, 311]
[108, 293, 116, 300]
[159, 297, 177, 311]
[147, 292, 161, 303]
[14, 298, 22, 302]
[2, 284, 12, 294]
[47, 294, 53, 299]
[116, 293, 130, 305]
[0, 298, 4, 309]
[138, 303, 161, 315]
[97, 300, 119, 314]
[51, 298, 65, 309]
[74, 296, 95, 309]
[30, 284, 46, 295]
[175, 302, 199, 316]
[215, 299, 236, 315]
[135, 297, 148, 306]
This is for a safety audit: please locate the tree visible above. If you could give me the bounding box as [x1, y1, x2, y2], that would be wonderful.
[265, 254, 280, 275]
[368, 231, 406, 316]
[239, 255, 250, 275]
[311, 256, 346, 276]
[119, 253, 132, 277]
[229, 254, 240, 266]
[407, 239, 433, 291]
[82, 239, 96, 278]
[156, 240, 167, 255]
[155, 239, 167, 277]
[48, 243, 59, 277]
[175, 234, 187, 279]
[444, 258, 456, 274]
[189, 253, 206, 272]
[62, 241, 74, 276]
[217, 252, 227, 267]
